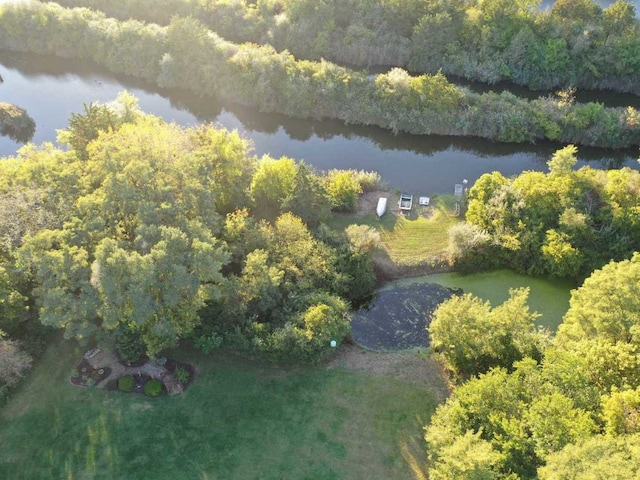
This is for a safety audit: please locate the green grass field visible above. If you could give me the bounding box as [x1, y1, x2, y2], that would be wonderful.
[0, 341, 439, 480]
[327, 195, 462, 266]
[388, 270, 576, 331]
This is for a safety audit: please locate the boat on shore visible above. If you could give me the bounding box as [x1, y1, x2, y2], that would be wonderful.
[399, 193, 413, 212]
[376, 197, 387, 217]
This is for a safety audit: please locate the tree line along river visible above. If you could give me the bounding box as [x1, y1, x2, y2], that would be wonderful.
[1, 51, 639, 195]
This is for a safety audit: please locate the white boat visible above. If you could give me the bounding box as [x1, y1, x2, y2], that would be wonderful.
[376, 197, 387, 217]
[419, 196, 430, 206]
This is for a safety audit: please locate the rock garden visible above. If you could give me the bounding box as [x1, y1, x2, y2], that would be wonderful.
[70, 348, 195, 396]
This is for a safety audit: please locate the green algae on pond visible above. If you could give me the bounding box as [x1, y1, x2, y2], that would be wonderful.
[386, 270, 576, 332]
[351, 283, 459, 351]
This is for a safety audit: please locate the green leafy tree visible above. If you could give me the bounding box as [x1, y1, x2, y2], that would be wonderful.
[539, 434, 640, 480]
[281, 162, 331, 227]
[59, 102, 122, 160]
[428, 430, 507, 480]
[602, 387, 640, 436]
[429, 288, 542, 380]
[18, 114, 231, 357]
[526, 392, 597, 458]
[250, 156, 298, 218]
[556, 253, 640, 347]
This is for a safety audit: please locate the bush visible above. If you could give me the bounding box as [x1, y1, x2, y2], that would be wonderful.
[144, 379, 163, 397]
[350, 170, 383, 192]
[115, 329, 146, 363]
[118, 375, 134, 392]
[174, 366, 189, 385]
[325, 170, 362, 212]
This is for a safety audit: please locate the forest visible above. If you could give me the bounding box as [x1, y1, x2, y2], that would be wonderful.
[52, 0, 640, 94]
[427, 254, 640, 479]
[0, 94, 379, 394]
[1, 1, 640, 147]
[2, 1, 640, 479]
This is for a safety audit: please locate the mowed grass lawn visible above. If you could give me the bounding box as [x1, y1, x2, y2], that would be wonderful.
[328, 195, 461, 266]
[0, 340, 439, 480]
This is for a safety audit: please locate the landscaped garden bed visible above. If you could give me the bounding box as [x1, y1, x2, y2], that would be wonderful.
[69, 349, 195, 395]
[69, 358, 111, 388]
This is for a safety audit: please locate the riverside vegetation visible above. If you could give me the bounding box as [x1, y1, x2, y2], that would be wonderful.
[3, 2, 640, 479]
[2, 1, 640, 148]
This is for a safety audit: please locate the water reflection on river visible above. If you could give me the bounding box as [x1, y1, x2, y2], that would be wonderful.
[1, 51, 638, 194]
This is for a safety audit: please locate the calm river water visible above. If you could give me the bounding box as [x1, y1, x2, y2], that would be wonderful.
[1, 51, 639, 194]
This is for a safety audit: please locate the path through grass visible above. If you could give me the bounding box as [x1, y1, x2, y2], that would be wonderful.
[0, 341, 439, 479]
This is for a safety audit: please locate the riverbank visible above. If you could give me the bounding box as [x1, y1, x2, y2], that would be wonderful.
[2, 2, 640, 149]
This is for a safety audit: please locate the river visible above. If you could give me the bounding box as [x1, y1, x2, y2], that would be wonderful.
[1, 51, 639, 195]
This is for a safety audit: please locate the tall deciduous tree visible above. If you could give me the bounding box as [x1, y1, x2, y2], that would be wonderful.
[19, 115, 232, 357]
[556, 252, 640, 347]
[429, 288, 543, 380]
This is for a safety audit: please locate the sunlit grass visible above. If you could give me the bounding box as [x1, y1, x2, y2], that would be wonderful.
[0, 341, 439, 480]
[327, 195, 462, 266]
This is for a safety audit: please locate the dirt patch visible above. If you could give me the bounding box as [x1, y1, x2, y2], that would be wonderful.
[357, 190, 387, 216]
[326, 343, 450, 403]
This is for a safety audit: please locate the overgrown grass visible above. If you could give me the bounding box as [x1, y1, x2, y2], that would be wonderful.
[389, 270, 576, 331]
[0, 341, 438, 479]
[327, 195, 462, 266]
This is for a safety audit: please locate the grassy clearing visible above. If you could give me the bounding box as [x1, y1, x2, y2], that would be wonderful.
[388, 270, 576, 331]
[327, 195, 461, 266]
[0, 340, 439, 480]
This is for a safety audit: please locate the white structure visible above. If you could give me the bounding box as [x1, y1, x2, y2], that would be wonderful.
[418, 196, 430, 206]
[376, 197, 387, 217]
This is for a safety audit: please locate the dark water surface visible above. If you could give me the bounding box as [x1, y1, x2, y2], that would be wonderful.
[1, 51, 639, 194]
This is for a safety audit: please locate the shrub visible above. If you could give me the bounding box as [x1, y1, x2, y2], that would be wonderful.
[350, 170, 383, 192]
[118, 375, 134, 392]
[115, 329, 146, 363]
[325, 170, 362, 212]
[144, 379, 163, 397]
[174, 366, 189, 385]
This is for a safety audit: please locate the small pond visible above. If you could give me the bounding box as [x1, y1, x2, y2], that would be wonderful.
[352, 270, 575, 351]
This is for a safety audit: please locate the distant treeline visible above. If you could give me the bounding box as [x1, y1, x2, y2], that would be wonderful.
[52, 0, 640, 95]
[2, 2, 640, 148]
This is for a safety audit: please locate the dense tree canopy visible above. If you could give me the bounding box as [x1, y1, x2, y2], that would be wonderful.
[0, 94, 375, 363]
[556, 252, 640, 346]
[429, 288, 544, 381]
[427, 253, 640, 479]
[457, 145, 640, 280]
[53, 0, 640, 96]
